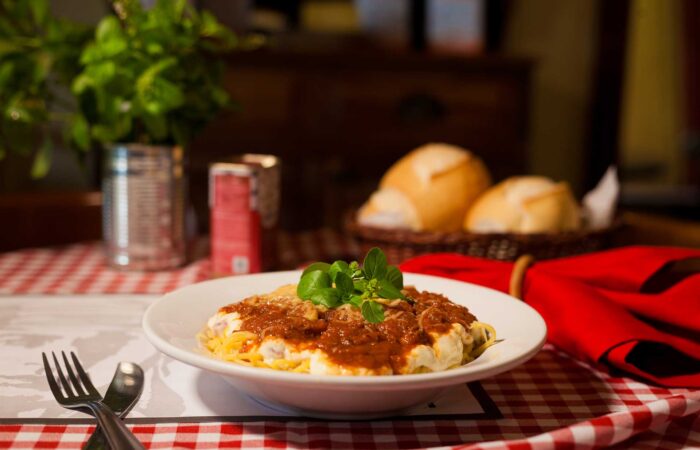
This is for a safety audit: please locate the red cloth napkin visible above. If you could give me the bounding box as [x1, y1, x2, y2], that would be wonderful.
[400, 246, 700, 388]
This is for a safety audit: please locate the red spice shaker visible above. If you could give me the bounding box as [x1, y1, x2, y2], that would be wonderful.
[209, 154, 280, 276]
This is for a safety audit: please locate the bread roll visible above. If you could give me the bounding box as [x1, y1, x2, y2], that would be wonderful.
[357, 188, 421, 230]
[358, 143, 491, 231]
[464, 176, 581, 233]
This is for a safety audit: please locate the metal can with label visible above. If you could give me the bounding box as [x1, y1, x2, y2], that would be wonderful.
[103, 144, 186, 270]
[209, 154, 280, 276]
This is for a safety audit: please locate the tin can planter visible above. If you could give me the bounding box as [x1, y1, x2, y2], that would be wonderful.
[102, 144, 186, 270]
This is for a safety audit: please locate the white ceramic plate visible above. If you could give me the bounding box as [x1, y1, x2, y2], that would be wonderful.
[143, 271, 546, 418]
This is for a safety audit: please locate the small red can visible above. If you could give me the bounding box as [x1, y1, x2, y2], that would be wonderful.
[209, 154, 280, 276]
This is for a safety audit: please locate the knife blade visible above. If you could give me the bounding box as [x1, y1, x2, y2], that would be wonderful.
[82, 362, 144, 450]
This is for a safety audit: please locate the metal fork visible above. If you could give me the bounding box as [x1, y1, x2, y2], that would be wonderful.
[42, 351, 145, 450]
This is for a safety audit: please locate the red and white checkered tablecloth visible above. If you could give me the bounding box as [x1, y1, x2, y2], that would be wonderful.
[1, 231, 699, 449]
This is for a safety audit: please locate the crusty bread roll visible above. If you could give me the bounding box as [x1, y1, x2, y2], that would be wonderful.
[358, 143, 491, 231]
[464, 176, 581, 233]
[357, 188, 421, 230]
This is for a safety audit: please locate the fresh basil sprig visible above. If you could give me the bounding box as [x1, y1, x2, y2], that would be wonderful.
[296, 247, 407, 323]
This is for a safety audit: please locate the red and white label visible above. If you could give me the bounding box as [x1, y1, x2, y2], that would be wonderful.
[210, 173, 261, 275]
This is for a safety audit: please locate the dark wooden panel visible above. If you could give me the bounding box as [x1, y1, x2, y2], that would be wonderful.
[0, 191, 102, 251]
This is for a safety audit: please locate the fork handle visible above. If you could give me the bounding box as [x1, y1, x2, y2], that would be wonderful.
[85, 402, 145, 450]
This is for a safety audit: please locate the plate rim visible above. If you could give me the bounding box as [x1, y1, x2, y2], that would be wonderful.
[142, 271, 547, 388]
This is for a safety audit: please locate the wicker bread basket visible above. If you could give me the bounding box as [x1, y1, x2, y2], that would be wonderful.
[346, 212, 621, 264]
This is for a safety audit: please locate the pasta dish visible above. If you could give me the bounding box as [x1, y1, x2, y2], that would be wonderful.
[200, 248, 495, 375]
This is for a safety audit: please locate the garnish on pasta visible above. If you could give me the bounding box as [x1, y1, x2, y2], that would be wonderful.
[297, 248, 408, 323]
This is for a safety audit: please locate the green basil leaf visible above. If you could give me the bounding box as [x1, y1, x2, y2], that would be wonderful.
[361, 300, 385, 323]
[363, 247, 387, 280]
[353, 279, 367, 292]
[96, 16, 123, 43]
[328, 260, 350, 281]
[308, 288, 341, 308]
[297, 270, 331, 299]
[378, 278, 406, 300]
[334, 272, 354, 296]
[301, 262, 331, 277]
[348, 295, 363, 308]
[349, 260, 360, 275]
[386, 265, 403, 289]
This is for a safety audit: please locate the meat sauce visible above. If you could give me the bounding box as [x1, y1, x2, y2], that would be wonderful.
[220, 286, 476, 373]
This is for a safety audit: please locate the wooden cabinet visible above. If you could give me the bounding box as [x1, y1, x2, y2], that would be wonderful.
[190, 50, 531, 230]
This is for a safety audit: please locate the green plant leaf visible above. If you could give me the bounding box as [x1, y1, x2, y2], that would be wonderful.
[29, 0, 49, 25]
[30, 139, 52, 178]
[0, 0, 93, 167]
[378, 278, 406, 300]
[349, 261, 362, 278]
[361, 300, 384, 323]
[297, 270, 331, 299]
[363, 247, 387, 280]
[57, 1, 235, 149]
[70, 114, 90, 150]
[200, 10, 225, 37]
[328, 260, 350, 281]
[386, 265, 403, 289]
[334, 272, 354, 297]
[145, 41, 164, 55]
[139, 77, 184, 114]
[0, 39, 21, 57]
[0, 62, 13, 85]
[32, 51, 53, 84]
[348, 295, 363, 308]
[87, 61, 116, 84]
[98, 38, 127, 59]
[172, 0, 188, 18]
[140, 57, 177, 82]
[96, 16, 124, 43]
[353, 279, 367, 292]
[301, 262, 330, 278]
[71, 73, 93, 94]
[308, 287, 341, 308]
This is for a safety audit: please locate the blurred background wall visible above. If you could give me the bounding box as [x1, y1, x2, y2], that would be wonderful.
[503, 0, 598, 193]
[620, 0, 683, 186]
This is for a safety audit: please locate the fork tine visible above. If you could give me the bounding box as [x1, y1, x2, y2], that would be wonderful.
[42, 352, 64, 400]
[51, 352, 74, 397]
[61, 351, 86, 396]
[70, 352, 99, 396]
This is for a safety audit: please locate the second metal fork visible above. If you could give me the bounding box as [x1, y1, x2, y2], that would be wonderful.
[42, 351, 145, 450]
